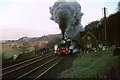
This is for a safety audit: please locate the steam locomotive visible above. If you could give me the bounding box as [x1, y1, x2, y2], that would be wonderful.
[54, 38, 79, 55]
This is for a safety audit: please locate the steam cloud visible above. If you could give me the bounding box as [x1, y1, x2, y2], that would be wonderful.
[49, 0, 84, 41]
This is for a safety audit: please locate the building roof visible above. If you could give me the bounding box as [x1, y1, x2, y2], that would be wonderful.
[81, 31, 96, 40]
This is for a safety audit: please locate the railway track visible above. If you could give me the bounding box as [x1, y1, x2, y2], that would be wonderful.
[17, 56, 64, 80]
[0, 54, 61, 80]
[1, 53, 53, 75]
[1, 53, 64, 79]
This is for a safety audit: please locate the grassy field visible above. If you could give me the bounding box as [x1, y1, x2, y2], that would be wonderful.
[58, 47, 119, 78]
[2, 46, 22, 60]
[2, 46, 40, 61]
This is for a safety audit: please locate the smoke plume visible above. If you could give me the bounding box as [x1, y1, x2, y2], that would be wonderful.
[49, 0, 83, 41]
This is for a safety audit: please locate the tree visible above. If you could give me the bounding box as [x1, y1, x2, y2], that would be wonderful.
[85, 21, 100, 31]
[107, 12, 120, 44]
[118, 1, 120, 12]
[19, 42, 29, 54]
[85, 20, 102, 40]
[84, 12, 120, 45]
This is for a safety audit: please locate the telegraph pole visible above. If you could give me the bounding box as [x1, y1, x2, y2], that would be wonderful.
[103, 7, 107, 46]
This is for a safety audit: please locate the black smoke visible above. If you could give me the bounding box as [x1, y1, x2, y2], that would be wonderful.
[49, 0, 84, 41]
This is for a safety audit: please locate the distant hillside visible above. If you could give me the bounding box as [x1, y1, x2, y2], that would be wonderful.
[3, 34, 62, 48]
[2, 34, 62, 61]
[18, 34, 62, 42]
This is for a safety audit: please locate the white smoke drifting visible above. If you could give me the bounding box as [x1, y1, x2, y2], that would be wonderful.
[49, 0, 83, 41]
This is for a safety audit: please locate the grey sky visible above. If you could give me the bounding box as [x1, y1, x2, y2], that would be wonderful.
[0, 0, 119, 40]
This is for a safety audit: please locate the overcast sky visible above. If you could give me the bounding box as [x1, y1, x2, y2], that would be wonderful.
[0, 0, 119, 40]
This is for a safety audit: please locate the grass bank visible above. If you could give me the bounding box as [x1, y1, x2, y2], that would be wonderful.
[58, 47, 119, 78]
[2, 47, 21, 60]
